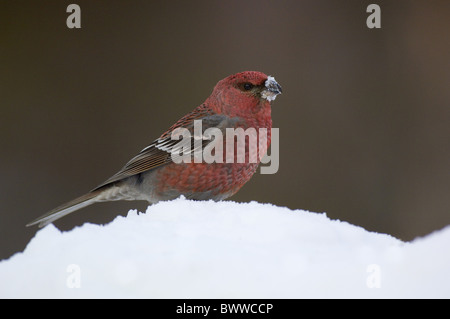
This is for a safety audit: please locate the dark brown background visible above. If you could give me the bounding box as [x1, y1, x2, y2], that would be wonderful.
[1, 1, 449, 260]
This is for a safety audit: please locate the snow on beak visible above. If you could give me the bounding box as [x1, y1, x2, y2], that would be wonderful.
[261, 76, 282, 102]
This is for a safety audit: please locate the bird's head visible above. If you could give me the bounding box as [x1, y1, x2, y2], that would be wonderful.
[207, 71, 282, 117]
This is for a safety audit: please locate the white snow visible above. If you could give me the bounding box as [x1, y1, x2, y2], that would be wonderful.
[1, 198, 449, 298]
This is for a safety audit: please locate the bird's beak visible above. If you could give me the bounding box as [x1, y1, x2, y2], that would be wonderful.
[261, 76, 282, 102]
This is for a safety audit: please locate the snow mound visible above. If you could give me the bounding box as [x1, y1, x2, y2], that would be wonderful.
[1, 198, 449, 298]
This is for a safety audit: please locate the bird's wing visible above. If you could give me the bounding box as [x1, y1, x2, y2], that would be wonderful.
[93, 107, 232, 190]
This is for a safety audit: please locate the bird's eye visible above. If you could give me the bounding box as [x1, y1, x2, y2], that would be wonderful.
[243, 83, 253, 91]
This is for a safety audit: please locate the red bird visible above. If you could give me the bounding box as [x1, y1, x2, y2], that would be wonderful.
[27, 71, 282, 227]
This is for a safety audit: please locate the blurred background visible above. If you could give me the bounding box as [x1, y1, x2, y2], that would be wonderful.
[1, 0, 449, 260]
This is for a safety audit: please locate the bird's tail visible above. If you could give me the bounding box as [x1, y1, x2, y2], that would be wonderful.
[26, 190, 102, 228]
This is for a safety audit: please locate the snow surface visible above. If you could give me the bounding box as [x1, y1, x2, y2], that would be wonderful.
[1, 198, 449, 298]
